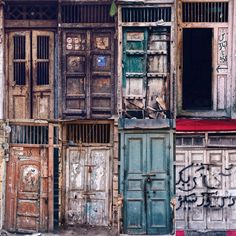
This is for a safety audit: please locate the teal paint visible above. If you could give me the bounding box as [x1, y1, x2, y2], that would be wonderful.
[120, 131, 173, 235]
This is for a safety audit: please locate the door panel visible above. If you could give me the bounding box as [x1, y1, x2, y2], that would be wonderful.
[63, 30, 114, 118]
[7, 31, 54, 119]
[66, 148, 87, 224]
[32, 31, 54, 119]
[123, 133, 171, 235]
[146, 134, 170, 234]
[5, 147, 48, 233]
[66, 147, 110, 226]
[8, 32, 31, 119]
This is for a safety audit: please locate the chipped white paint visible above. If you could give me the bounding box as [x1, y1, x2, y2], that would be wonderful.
[176, 148, 236, 230]
[66, 147, 110, 226]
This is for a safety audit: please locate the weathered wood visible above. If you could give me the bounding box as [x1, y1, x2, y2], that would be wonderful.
[48, 123, 54, 231]
[5, 146, 49, 232]
[176, 0, 231, 117]
[7, 30, 54, 120]
[176, 142, 236, 230]
[62, 29, 115, 119]
[5, 20, 57, 29]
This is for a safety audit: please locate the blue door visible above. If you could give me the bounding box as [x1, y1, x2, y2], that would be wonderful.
[120, 132, 173, 235]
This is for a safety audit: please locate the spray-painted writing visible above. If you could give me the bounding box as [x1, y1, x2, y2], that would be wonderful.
[176, 163, 235, 210]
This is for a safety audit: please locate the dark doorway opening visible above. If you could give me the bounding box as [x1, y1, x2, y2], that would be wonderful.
[183, 28, 212, 110]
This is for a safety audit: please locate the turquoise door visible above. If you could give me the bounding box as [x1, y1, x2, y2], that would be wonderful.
[120, 132, 172, 235]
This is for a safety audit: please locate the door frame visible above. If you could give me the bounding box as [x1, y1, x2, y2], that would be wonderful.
[119, 129, 174, 234]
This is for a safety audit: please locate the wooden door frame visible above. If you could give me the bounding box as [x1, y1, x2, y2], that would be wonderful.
[176, 0, 233, 117]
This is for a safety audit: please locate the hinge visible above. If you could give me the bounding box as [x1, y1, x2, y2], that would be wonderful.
[123, 144, 126, 150]
[168, 144, 171, 149]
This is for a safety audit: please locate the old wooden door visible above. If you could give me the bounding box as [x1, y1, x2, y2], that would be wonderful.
[62, 29, 115, 119]
[5, 147, 48, 233]
[7, 31, 54, 119]
[66, 147, 110, 226]
[121, 133, 172, 234]
[123, 27, 170, 117]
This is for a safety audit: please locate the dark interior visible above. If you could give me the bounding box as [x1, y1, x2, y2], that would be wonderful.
[183, 28, 212, 110]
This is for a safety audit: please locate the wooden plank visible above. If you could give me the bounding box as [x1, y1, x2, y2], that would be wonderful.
[5, 20, 57, 29]
[48, 123, 54, 231]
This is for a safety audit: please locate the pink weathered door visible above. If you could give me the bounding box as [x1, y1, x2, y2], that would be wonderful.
[5, 147, 49, 233]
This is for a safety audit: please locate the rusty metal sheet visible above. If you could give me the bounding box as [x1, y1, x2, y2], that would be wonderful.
[66, 147, 110, 226]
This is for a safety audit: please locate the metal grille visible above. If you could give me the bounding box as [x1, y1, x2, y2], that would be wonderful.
[13, 36, 26, 85]
[10, 125, 49, 144]
[122, 7, 171, 22]
[182, 2, 228, 22]
[5, 4, 57, 20]
[37, 36, 50, 85]
[61, 4, 115, 23]
[67, 124, 111, 144]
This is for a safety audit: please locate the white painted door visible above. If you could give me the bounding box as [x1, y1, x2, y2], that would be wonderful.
[66, 147, 110, 226]
[176, 149, 236, 230]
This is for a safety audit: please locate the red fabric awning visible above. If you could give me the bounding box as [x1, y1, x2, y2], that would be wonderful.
[176, 119, 236, 131]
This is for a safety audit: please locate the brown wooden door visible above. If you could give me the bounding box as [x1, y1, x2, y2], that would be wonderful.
[7, 31, 54, 119]
[8, 32, 31, 119]
[63, 29, 114, 119]
[32, 31, 54, 119]
[5, 147, 49, 233]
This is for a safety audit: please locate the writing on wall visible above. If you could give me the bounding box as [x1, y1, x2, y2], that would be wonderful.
[218, 28, 228, 65]
[176, 163, 236, 210]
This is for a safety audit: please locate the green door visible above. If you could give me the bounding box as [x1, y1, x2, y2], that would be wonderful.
[122, 27, 171, 118]
[121, 132, 172, 235]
